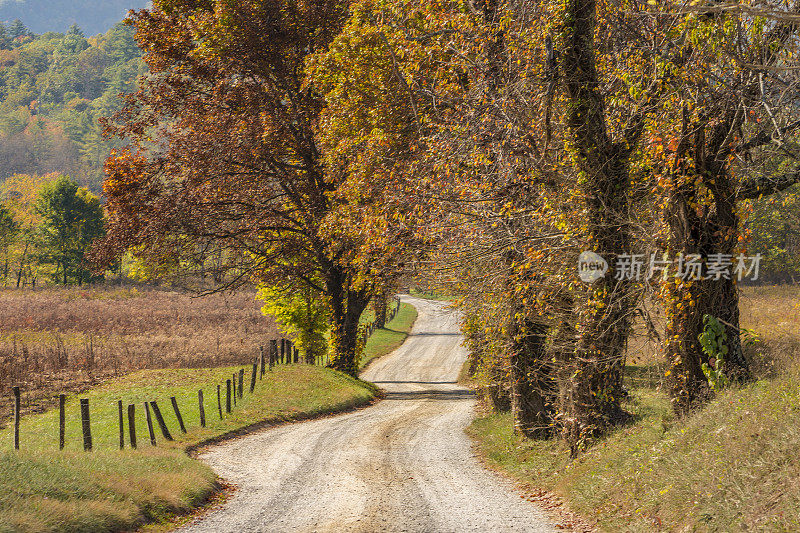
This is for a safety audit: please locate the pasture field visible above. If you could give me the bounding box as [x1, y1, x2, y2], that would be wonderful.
[0, 286, 279, 424]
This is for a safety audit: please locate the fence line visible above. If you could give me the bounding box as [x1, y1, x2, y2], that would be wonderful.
[6, 296, 404, 452]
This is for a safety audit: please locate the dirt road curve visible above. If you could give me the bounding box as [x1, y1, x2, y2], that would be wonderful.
[178, 297, 555, 533]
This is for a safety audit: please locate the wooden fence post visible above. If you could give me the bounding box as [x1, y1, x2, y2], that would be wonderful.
[198, 390, 206, 427]
[269, 339, 276, 370]
[59, 394, 65, 450]
[127, 404, 137, 449]
[232, 373, 237, 406]
[217, 384, 223, 419]
[118, 400, 125, 449]
[13, 386, 20, 450]
[144, 402, 156, 446]
[250, 362, 257, 393]
[80, 398, 92, 451]
[149, 401, 173, 441]
[238, 368, 244, 398]
[226, 380, 232, 413]
[170, 396, 186, 433]
[260, 346, 265, 378]
[281, 339, 286, 364]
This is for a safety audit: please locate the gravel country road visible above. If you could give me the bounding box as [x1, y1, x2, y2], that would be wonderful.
[178, 297, 556, 533]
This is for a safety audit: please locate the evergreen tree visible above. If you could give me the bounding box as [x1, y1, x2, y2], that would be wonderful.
[8, 19, 29, 41]
[66, 24, 84, 38]
[0, 24, 10, 50]
[101, 23, 138, 63]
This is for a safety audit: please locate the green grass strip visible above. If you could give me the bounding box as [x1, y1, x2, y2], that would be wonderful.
[408, 288, 455, 301]
[360, 302, 418, 369]
[0, 365, 377, 532]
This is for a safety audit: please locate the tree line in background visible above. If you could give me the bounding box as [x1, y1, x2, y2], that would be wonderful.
[0, 0, 150, 36]
[0, 19, 143, 192]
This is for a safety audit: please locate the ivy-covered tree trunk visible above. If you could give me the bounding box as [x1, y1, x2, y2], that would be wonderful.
[664, 136, 748, 414]
[559, 0, 636, 452]
[509, 317, 553, 438]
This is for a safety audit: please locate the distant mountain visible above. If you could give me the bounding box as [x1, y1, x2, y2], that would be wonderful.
[0, 0, 150, 36]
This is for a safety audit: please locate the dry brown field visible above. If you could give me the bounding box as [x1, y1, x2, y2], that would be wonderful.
[739, 284, 800, 375]
[0, 285, 278, 424]
[624, 284, 800, 389]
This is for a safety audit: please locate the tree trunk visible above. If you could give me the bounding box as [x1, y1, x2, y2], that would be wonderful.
[559, 0, 635, 452]
[304, 344, 317, 365]
[664, 166, 748, 415]
[16, 241, 28, 288]
[373, 289, 388, 329]
[509, 317, 553, 438]
[326, 268, 372, 375]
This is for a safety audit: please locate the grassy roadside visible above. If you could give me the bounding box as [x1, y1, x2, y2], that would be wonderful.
[360, 302, 418, 370]
[467, 286, 800, 531]
[468, 372, 800, 532]
[0, 365, 377, 532]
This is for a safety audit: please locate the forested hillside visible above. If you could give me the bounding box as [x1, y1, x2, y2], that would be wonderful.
[0, 20, 142, 192]
[0, 0, 148, 36]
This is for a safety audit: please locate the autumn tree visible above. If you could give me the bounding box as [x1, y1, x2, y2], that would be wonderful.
[258, 282, 330, 364]
[93, 0, 414, 374]
[641, 2, 800, 413]
[0, 172, 61, 287]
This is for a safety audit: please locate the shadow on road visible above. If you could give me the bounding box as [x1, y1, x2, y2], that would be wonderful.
[408, 332, 462, 337]
[373, 380, 459, 384]
[381, 388, 475, 401]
